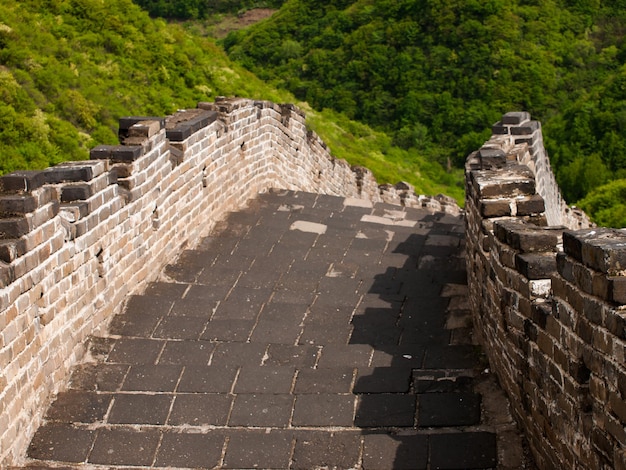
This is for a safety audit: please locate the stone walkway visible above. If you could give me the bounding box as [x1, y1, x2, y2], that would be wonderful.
[24, 190, 525, 469]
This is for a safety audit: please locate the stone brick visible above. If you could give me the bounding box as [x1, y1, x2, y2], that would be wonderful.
[0, 195, 38, 216]
[0, 171, 46, 193]
[0, 217, 31, 239]
[510, 120, 540, 135]
[480, 199, 511, 217]
[515, 252, 557, 279]
[470, 165, 536, 199]
[609, 276, 626, 304]
[478, 148, 507, 169]
[516, 194, 546, 216]
[494, 219, 560, 253]
[502, 111, 531, 125]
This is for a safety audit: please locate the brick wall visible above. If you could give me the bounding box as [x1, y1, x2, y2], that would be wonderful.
[0, 98, 458, 466]
[466, 112, 626, 469]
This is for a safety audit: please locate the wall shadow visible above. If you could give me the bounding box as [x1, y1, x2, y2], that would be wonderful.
[350, 216, 491, 469]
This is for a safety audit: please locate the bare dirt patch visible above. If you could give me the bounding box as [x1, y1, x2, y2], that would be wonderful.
[211, 8, 277, 38]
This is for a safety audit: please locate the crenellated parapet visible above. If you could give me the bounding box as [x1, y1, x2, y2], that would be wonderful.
[465, 112, 626, 469]
[0, 98, 459, 466]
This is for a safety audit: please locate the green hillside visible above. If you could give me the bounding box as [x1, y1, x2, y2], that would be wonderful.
[222, 0, 626, 219]
[0, 0, 292, 173]
[0, 0, 463, 202]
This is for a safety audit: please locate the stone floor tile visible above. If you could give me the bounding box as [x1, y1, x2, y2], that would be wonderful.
[233, 366, 296, 394]
[292, 394, 355, 427]
[353, 367, 413, 393]
[429, 432, 497, 469]
[260, 301, 309, 322]
[143, 281, 189, 299]
[28, 423, 96, 463]
[294, 367, 355, 394]
[194, 266, 242, 291]
[369, 345, 425, 368]
[349, 325, 402, 346]
[168, 393, 233, 426]
[236, 266, 282, 289]
[152, 315, 208, 340]
[362, 432, 429, 470]
[355, 394, 416, 427]
[84, 336, 116, 360]
[88, 428, 161, 466]
[271, 286, 318, 305]
[109, 295, 173, 336]
[169, 296, 219, 317]
[317, 344, 373, 368]
[423, 345, 483, 369]
[45, 391, 111, 423]
[106, 338, 165, 364]
[264, 344, 320, 368]
[315, 277, 363, 306]
[68, 363, 129, 391]
[417, 392, 482, 427]
[211, 287, 272, 321]
[250, 319, 303, 344]
[222, 430, 293, 469]
[299, 322, 352, 345]
[414, 375, 474, 393]
[121, 364, 183, 392]
[200, 319, 256, 342]
[177, 365, 238, 393]
[210, 342, 267, 367]
[291, 431, 361, 470]
[229, 394, 294, 427]
[400, 327, 451, 346]
[163, 250, 214, 282]
[155, 431, 226, 468]
[305, 304, 354, 324]
[107, 393, 172, 425]
[108, 310, 164, 337]
[158, 340, 214, 366]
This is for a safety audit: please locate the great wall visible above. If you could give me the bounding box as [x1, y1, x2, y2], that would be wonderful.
[0, 98, 624, 468]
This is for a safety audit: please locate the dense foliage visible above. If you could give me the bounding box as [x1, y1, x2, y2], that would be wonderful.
[0, 0, 291, 173]
[0, 0, 463, 201]
[223, 0, 626, 210]
[578, 179, 626, 228]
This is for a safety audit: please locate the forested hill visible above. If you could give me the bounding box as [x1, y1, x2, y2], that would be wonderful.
[222, 0, 626, 224]
[0, 0, 464, 203]
[0, 0, 297, 173]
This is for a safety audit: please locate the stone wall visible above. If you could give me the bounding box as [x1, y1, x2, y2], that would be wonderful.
[465, 112, 626, 469]
[0, 98, 459, 466]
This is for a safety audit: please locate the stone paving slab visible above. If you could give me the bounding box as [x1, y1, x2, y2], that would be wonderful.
[24, 189, 528, 469]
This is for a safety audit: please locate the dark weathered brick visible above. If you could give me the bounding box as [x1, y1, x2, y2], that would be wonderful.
[43, 165, 95, 184]
[494, 220, 560, 253]
[470, 165, 536, 199]
[0, 170, 46, 193]
[516, 253, 557, 279]
[0, 239, 27, 263]
[60, 184, 93, 202]
[502, 111, 531, 125]
[516, 194, 546, 215]
[0, 194, 38, 215]
[480, 199, 511, 217]
[0, 217, 31, 239]
[511, 120, 540, 135]
[89, 144, 115, 160]
[478, 148, 507, 169]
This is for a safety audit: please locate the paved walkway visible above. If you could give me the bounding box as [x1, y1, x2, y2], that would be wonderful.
[25, 190, 523, 469]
